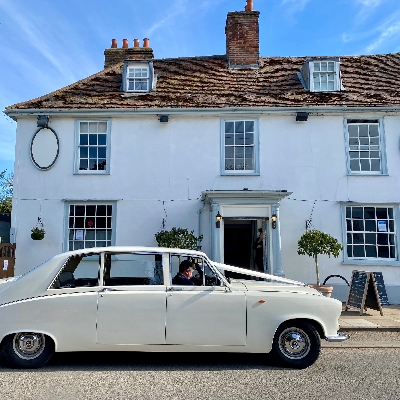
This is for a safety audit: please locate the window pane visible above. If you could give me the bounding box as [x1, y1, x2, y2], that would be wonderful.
[350, 160, 360, 171]
[89, 134, 97, 145]
[353, 246, 365, 257]
[225, 146, 234, 158]
[225, 134, 234, 145]
[365, 246, 377, 258]
[98, 160, 106, 170]
[245, 147, 253, 158]
[89, 147, 97, 158]
[89, 159, 97, 170]
[235, 147, 244, 158]
[352, 207, 363, 219]
[75, 206, 85, 216]
[245, 132, 254, 145]
[86, 205, 96, 216]
[347, 233, 352, 244]
[348, 125, 358, 137]
[369, 125, 379, 137]
[80, 122, 89, 133]
[98, 147, 107, 158]
[378, 246, 389, 258]
[225, 122, 234, 133]
[347, 245, 352, 257]
[353, 233, 364, 244]
[235, 134, 244, 145]
[364, 207, 375, 219]
[89, 122, 98, 133]
[235, 160, 244, 170]
[80, 147, 88, 158]
[377, 234, 388, 245]
[245, 121, 254, 133]
[346, 207, 351, 218]
[376, 208, 388, 219]
[370, 159, 381, 171]
[390, 246, 396, 258]
[360, 159, 370, 171]
[245, 158, 254, 170]
[98, 134, 107, 146]
[365, 220, 376, 232]
[352, 220, 364, 231]
[235, 121, 244, 133]
[80, 134, 88, 146]
[359, 125, 368, 137]
[365, 233, 376, 244]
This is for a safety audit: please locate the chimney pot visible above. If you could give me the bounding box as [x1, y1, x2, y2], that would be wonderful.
[111, 39, 118, 48]
[143, 38, 150, 48]
[122, 39, 128, 48]
[134, 38, 140, 48]
[245, 0, 253, 11]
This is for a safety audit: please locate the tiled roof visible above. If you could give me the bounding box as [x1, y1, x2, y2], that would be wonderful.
[6, 52, 400, 110]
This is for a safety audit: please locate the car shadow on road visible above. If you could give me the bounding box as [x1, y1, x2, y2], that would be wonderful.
[0, 351, 287, 372]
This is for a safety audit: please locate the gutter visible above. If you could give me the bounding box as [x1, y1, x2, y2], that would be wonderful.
[5, 106, 400, 120]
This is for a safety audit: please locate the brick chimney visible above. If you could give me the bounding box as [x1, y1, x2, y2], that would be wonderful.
[104, 38, 154, 68]
[225, 0, 260, 68]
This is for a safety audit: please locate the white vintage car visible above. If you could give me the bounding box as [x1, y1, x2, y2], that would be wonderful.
[0, 246, 347, 369]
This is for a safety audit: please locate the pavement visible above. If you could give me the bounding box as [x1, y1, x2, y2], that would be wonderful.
[339, 303, 400, 331]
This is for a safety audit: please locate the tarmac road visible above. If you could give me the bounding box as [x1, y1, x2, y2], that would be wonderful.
[0, 332, 399, 400]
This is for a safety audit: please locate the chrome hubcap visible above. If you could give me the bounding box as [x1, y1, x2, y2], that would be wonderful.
[278, 327, 310, 359]
[13, 333, 45, 360]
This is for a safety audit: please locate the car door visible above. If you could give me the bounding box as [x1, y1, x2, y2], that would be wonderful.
[165, 255, 246, 346]
[96, 252, 167, 345]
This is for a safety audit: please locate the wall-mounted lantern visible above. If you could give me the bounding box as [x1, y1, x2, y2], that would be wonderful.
[271, 214, 277, 229]
[216, 212, 222, 228]
[159, 115, 169, 123]
[296, 112, 309, 122]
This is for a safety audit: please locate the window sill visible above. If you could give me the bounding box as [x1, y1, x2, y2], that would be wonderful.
[74, 171, 110, 175]
[221, 172, 260, 176]
[346, 173, 389, 177]
[342, 259, 400, 267]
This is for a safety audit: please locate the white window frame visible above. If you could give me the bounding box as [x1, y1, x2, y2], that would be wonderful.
[220, 118, 259, 175]
[64, 201, 116, 252]
[74, 119, 111, 174]
[341, 203, 400, 266]
[344, 118, 388, 175]
[122, 61, 153, 93]
[309, 60, 340, 92]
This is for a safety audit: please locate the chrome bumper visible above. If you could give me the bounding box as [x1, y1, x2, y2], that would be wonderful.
[325, 333, 349, 342]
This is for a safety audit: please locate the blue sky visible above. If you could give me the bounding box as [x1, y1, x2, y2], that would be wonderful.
[1, 0, 400, 174]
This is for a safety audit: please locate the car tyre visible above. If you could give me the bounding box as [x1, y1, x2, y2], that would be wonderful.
[2, 332, 54, 369]
[271, 321, 321, 369]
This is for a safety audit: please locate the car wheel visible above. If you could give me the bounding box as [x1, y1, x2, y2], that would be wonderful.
[2, 332, 54, 369]
[271, 322, 321, 369]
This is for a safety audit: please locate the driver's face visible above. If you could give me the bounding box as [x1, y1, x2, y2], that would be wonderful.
[183, 268, 194, 278]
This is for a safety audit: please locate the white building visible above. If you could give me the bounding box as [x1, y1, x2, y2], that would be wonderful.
[5, 1, 400, 303]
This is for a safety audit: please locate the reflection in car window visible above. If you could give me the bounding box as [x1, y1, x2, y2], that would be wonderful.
[51, 254, 100, 289]
[103, 252, 163, 286]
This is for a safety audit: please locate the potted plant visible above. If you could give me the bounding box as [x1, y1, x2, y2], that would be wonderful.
[155, 227, 203, 250]
[31, 217, 45, 240]
[297, 229, 343, 297]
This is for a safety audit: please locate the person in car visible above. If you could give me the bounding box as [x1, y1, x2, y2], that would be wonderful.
[172, 260, 195, 285]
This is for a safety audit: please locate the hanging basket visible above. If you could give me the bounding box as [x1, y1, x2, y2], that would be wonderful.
[31, 217, 45, 240]
[31, 229, 45, 240]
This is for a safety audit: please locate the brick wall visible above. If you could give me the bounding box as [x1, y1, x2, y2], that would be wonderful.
[225, 11, 260, 68]
[104, 48, 154, 68]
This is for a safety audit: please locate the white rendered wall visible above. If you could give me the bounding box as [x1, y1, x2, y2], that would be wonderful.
[11, 113, 400, 302]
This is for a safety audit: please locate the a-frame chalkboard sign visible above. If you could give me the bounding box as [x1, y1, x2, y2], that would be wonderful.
[345, 270, 389, 316]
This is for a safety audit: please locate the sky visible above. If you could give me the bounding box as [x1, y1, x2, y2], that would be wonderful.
[1, 0, 400, 174]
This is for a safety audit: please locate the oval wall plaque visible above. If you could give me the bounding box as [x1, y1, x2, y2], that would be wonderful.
[30, 127, 60, 170]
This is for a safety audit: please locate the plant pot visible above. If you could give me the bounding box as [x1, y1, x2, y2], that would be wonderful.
[31, 232, 45, 240]
[309, 284, 333, 297]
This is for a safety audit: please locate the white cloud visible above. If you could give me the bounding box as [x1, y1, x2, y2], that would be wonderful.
[365, 20, 400, 53]
[281, 0, 311, 12]
[356, 0, 383, 6]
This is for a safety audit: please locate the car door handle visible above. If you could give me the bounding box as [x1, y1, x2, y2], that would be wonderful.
[99, 288, 115, 293]
[168, 287, 182, 291]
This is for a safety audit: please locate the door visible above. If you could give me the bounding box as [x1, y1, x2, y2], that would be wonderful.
[96, 252, 167, 345]
[166, 255, 246, 346]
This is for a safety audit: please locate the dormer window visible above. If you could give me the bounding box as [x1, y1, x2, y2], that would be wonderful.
[127, 67, 149, 91]
[122, 61, 155, 93]
[298, 58, 342, 92]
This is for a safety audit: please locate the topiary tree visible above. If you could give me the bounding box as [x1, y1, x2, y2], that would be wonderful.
[155, 227, 203, 250]
[297, 229, 343, 286]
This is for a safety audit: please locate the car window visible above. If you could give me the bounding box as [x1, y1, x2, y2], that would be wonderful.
[103, 252, 163, 286]
[51, 254, 100, 289]
[169, 254, 222, 287]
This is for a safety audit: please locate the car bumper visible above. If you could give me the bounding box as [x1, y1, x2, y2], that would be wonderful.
[325, 333, 349, 342]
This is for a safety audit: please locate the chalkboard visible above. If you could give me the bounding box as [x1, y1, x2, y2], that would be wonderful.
[346, 270, 389, 315]
[372, 272, 390, 306]
[346, 271, 368, 312]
